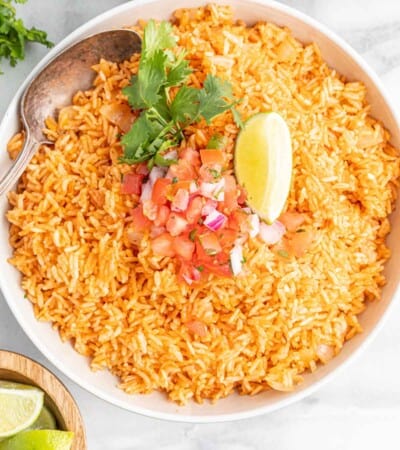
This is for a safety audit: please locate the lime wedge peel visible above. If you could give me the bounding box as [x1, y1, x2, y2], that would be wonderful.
[29, 405, 57, 431]
[0, 430, 74, 450]
[234, 112, 293, 224]
[0, 381, 44, 440]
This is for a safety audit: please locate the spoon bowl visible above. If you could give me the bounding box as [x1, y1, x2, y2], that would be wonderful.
[0, 29, 141, 196]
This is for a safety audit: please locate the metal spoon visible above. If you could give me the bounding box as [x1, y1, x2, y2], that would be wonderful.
[0, 29, 141, 196]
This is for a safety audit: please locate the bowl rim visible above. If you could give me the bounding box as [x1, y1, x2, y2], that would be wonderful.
[0, 349, 87, 448]
[1, 0, 400, 423]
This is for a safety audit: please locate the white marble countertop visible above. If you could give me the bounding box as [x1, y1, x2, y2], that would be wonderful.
[1, 1, 400, 449]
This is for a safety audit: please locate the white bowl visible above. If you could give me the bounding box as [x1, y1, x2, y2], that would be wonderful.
[1, 0, 399, 422]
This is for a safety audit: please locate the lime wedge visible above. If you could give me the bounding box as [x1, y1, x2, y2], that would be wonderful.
[0, 430, 74, 450]
[30, 405, 57, 430]
[0, 381, 44, 439]
[234, 112, 293, 223]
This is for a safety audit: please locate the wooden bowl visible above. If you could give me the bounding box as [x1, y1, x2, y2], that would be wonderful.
[0, 350, 86, 449]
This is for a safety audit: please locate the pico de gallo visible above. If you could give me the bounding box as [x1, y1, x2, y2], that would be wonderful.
[121, 140, 312, 285]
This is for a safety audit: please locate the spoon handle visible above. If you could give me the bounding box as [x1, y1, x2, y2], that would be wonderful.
[0, 137, 39, 196]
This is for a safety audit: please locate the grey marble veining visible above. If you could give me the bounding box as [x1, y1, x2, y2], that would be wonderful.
[1, 1, 400, 449]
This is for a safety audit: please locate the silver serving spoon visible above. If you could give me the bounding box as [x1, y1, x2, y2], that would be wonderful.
[0, 29, 141, 196]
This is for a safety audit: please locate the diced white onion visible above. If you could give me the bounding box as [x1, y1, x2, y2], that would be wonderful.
[171, 189, 189, 212]
[230, 244, 243, 276]
[182, 274, 193, 285]
[201, 199, 218, 216]
[182, 267, 201, 285]
[199, 182, 216, 197]
[259, 221, 286, 245]
[248, 214, 260, 238]
[163, 150, 178, 161]
[204, 210, 227, 231]
[199, 178, 225, 201]
[189, 181, 198, 194]
[142, 200, 158, 221]
[140, 180, 152, 202]
[149, 166, 167, 185]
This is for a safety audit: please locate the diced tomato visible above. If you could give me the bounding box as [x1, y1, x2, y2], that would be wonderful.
[217, 228, 238, 250]
[169, 180, 191, 196]
[130, 205, 151, 231]
[200, 149, 225, 166]
[136, 162, 150, 176]
[237, 185, 247, 205]
[186, 196, 203, 224]
[150, 226, 166, 238]
[126, 227, 143, 246]
[151, 178, 171, 206]
[228, 209, 248, 231]
[180, 147, 201, 167]
[154, 205, 170, 227]
[195, 238, 212, 263]
[199, 232, 222, 256]
[173, 235, 195, 260]
[121, 173, 144, 195]
[151, 233, 175, 257]
[199, 164, 222, 182]
[221, 175, 238, 211]
[284, 230, 314, 257]
[202, 260, 232, 277]
[279, 212, 305, 232]
[166, 213, 188, 236]
[171, 188, 189, 212]
[168, 159, 197, 181]
[178, 262, 202, 285]
[186, 319, 208, 337]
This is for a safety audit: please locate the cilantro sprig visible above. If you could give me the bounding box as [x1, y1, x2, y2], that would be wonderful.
[120, 20, 242, 166]
[0, 0, 53, 73]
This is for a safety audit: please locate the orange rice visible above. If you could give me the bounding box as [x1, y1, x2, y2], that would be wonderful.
[6, 5, 400, 404]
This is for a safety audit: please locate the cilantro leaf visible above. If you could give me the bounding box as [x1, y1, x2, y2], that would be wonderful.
[123, 50, 167, 109]
[120, 112, 163, 163]
[231, 107, 244, 129]
[152, 92, 172, 123]
[122, 75, 144, 108]
[142, 19, 176, 56]
[165, 50, 192, 87]
[170, 86, 199, 123]
[120, 21, 241, 166]
[0, 0, 53, 73]
[198, 74, 235, 123]
[154, 147, 178, 166]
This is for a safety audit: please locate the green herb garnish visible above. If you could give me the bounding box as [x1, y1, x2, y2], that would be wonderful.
[196, 265, 204, 272]
[189, 229, 197, 242]
[207, 133, 225, 149]
[209, 168, 221, 179]
[277, 250, 289, 258]
[231, 106, 245, 129]
[120, 20, 242, 165]
[0, 0, 53, 73]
